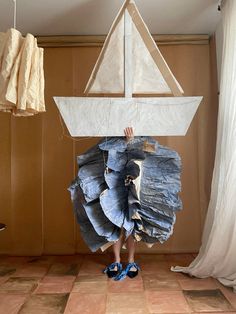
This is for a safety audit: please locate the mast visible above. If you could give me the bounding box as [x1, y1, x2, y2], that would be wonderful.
[124, 6, 133, 98]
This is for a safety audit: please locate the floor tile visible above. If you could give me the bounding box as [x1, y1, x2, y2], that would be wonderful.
[179, 277, 218, 290]
[217, 281, 236, 309]
[165, 254, 195, 267]
[141, 260, 187, 281]
[78, 255, 109, 275]
[14, 265, 49, 278]
[50, 255, 83, 264]
[72, 280, 107, 293]
[0, 277, 39, 293]
[0, 276, 9, 284]
[19, 293, 69, 314]
[1, 253, 234, 314]
[0, 265, 17, 277]
[143, 274, 181, 291]
[47, 263, 79, 276]
[27, 256, 54, 265]
[140, 260, 171, 274]
[77, 274, 108, 282]
[146, 290, 191, 313]
[0, 293, 28, 314]
[64, 293, 106, 314]
[136, 254, 166, 263]
[108, 276, 144, 293]
[34, 276, 75, 294]
[183, 289, 234, 312]
[106, 292, 148, 314]
[0, 257, 30, 265]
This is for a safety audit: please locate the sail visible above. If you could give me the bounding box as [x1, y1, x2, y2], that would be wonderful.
[132, 21, 172, 94]
[88, 15, 124, 94]
[85, 0, 184, 96]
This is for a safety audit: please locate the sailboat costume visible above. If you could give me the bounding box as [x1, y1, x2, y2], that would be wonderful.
[54, 0, 202, 252]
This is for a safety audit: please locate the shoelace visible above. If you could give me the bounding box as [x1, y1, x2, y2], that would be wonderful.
[114, 262, 140, 281]
[103, 262, 122, 274]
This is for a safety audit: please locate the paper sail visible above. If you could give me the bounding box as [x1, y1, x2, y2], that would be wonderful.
[54, 0, 203, 136]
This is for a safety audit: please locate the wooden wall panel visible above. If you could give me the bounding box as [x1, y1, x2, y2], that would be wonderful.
[42, 48, 75, 254]
[0, 113, 12, 253]
[72, 47, 101, 253]
[11, 115, 43, 255]
[154, 44, 212, 253]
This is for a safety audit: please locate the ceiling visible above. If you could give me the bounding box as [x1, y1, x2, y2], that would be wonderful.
[0, 0, 221, 36]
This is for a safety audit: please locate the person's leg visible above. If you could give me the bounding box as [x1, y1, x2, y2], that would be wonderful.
[112, 229, 125, 264]
[114, 235, 139, 280]
[126, 235, 136, 263]
[103, 230, 124, 277]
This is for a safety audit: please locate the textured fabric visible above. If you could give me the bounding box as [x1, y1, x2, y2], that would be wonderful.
[172, 0, 236, 291]
[0, 28, 45, 116]
[0, 28, 22, 111]
[69, 137, 182, 252]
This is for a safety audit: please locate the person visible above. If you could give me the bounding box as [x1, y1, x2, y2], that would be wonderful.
[69, 127, 182, 281]
[103, 127, 140, 280]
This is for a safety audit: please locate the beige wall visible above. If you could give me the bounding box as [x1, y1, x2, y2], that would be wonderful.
[0, 37, 218, 255]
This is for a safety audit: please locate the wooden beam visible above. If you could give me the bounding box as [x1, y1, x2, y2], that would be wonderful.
[36, 34, 209, 48]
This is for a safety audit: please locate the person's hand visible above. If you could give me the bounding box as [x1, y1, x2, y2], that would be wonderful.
[124, 127, 134, 142]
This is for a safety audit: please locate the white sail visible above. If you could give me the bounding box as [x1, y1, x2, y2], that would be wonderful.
[89, 15, 124, 94]
[132, 21, 172, 94]
[86, 1, 183, 96]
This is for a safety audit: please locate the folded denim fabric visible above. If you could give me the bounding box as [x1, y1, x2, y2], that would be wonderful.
[68, 136, 182, 252]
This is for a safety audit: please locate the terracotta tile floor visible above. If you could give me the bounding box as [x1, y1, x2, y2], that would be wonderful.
[0, 253, 235, 314]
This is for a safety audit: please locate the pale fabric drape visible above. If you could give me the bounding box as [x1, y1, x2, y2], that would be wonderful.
[0, 28, 45, 116]
[172, 0, 236, 292]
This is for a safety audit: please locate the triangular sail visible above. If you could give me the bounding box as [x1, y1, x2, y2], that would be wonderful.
[85, 0, 183, 96]
[132, 21, 172, 94]
[88, 15, 124, 94]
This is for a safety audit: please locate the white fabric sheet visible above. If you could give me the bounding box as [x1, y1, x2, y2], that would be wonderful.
[172, 0, 236, 292]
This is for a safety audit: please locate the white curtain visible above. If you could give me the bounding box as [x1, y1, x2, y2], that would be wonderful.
[172, 0, 236, 291]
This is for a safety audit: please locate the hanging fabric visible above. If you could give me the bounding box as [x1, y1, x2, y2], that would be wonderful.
[172, 0, 236, 292]
[0, 28, 45, 116]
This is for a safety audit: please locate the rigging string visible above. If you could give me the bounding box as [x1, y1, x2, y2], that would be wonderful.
[58, 112, 91, 142]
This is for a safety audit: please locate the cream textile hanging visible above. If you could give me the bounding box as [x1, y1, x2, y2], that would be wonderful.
[0, 28, 45, 116]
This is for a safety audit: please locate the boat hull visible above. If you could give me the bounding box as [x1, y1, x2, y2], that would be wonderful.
[54, 96, 202, 137]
